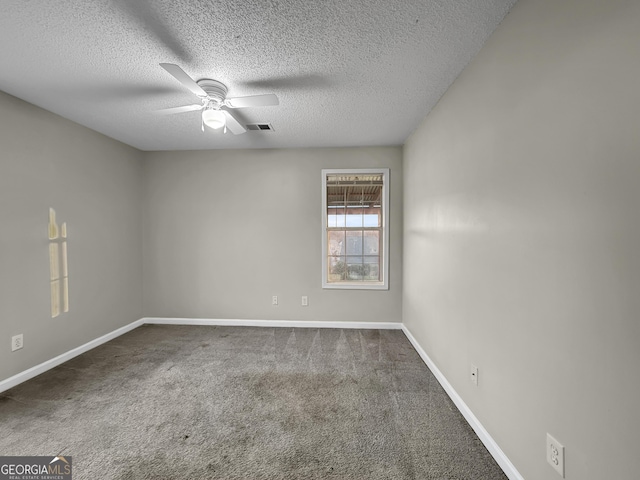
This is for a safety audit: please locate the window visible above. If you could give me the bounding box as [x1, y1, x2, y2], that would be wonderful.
[322, 168, 389, 289]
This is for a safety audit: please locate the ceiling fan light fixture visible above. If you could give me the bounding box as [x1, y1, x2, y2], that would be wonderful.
[202, 109, 226, 129]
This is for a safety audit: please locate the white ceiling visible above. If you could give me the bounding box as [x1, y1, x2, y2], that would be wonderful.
[0, 0, 516, 151]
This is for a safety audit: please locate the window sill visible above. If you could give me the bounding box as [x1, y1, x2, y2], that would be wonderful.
[322, 282, 388, 291]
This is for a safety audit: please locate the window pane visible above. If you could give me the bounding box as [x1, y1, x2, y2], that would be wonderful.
[363, 258, 380, 281]
[328, 256, 346, 281]
[328, 206, 345, 227]
[346, 255, 363, 264]
[346, 231, 363, 255]
[363, 206, 381, 227]
[347, 257, 364, 280]
[345, 206, 363, 227]
[328, 231, 345, 256]
[327, 209, 337, 228]
[346, 257, 381, 281]
[363, 231, 379, 255]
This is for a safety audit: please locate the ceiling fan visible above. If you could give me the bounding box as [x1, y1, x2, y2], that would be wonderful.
[157, 63, 279, 134]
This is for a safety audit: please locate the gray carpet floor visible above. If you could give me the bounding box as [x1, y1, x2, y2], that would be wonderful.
[0, 325, 507, 479]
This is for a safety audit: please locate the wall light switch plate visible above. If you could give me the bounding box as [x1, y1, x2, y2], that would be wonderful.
[302, 296, 308, 306]
[272, 295, 278, 306]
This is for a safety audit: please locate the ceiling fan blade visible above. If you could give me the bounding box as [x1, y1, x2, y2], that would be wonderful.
[159, 63, 208, 97]
[222, 110, 246, 135]
[155, 104, 203, 115]
[225, 93, 279, 108]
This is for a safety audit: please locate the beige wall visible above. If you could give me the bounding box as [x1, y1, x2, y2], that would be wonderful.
[142, 147, 403, 323]
[0, 91, 143, 381]
[403, 0, 640, 479]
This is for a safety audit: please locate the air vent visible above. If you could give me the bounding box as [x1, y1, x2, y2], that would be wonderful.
[246, 123, 274, 131]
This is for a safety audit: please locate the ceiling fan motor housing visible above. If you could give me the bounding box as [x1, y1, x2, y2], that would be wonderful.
[197, 79, 228, 107]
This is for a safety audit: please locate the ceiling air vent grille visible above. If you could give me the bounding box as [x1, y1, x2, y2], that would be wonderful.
[246, 123, 274, 131]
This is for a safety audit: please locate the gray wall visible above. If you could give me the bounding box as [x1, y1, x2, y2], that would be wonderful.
[0, 91, 143, 381]
[403, 0, 640, 479]
[143, 147, 403, 323]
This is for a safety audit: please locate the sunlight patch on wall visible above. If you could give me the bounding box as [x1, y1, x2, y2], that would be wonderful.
[48, 208, 69, 317]
[407, 201, 489, 236]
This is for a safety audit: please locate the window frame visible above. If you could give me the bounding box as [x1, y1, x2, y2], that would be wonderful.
[321, 168, 390, 290]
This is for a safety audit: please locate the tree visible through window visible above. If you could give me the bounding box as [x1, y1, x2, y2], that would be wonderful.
[322, 169, 389, 289]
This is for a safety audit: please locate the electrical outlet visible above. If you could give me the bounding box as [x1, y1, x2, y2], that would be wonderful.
[547, 433, 565, 477]
[12, 334, 23, 352]
[272, 295, 278, 306]
[301, 296, 308, 306]
[470, 364, 478, 386]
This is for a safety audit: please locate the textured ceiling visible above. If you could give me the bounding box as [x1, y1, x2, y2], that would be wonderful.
[0, 0, 516, 151]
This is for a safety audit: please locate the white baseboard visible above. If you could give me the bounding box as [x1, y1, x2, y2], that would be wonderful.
[401, 325, 524, 480]
[142, 317, 403, 330]
[0, 318, 144, 394]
